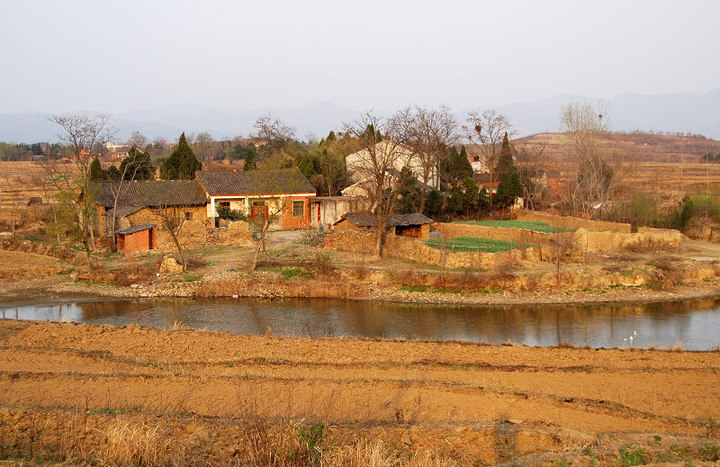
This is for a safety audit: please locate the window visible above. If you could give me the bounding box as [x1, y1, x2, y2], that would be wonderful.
[219, 201, 230, 208]
[292, 200, 304, 218]
[185, 212, 193, 220]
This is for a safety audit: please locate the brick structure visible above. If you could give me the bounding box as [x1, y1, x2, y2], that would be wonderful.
[116, 224, 157, 255]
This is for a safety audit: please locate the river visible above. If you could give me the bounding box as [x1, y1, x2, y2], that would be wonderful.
[2, 297, 720, 350]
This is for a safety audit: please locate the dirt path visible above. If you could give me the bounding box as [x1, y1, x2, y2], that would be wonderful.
[1, 320, 719, 465]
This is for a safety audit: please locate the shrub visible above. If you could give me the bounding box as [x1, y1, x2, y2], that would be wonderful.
[618, 445, 648, 466]
[313, 251, 334, 277]
[216, 205, 246, 221]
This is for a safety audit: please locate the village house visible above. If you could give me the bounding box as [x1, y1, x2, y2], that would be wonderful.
[195, 168, 316, 230]
[345, 141, 436, 187]
[97, 168, 318, 234]
[96, 179, 209, 236]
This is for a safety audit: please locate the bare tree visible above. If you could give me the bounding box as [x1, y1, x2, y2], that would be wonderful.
[549, 227, 580, 286]
[515, 142, 548, 210]
[127, 131, 149, 150]
[392, 105, 457, 212]
[105, 150, 145, 251]
[560, 102, 617, 218]
[252, 115, 296, 143]
[47, 114, 114, 269]
[343, 112, 405, 257]
[156, 204, 188, 272]
[194, 131, 217, 163]
[464, 110, 516, 209]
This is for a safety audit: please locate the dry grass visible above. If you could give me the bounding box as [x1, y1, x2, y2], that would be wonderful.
[102, 419, 177, 465]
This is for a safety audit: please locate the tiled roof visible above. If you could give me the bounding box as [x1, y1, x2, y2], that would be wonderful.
[336, 212, 433, 227]
[117, 223, 156, 235]
[97, 180, 207, 208]
[390, 213, 434, 227]
[195, 168, 316, 196]
[101, 205, 143, 218]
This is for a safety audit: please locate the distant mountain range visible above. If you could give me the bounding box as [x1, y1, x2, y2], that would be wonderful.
[1, 90, 718, 143]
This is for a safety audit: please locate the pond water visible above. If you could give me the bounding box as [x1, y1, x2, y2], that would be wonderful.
[2, 297, 720, 350]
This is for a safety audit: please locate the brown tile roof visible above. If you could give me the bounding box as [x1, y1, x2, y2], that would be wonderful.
[335, 212, 433, 228]
[97, 180, 207, 208]
[195, 168, 316, 196]
[116, 223, 156, 235]
[101, 205, 143, 218]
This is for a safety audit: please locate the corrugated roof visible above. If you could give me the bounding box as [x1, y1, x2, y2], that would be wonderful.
[335, 212, 433, 227]
[196, 168, 316, 196]
[117, 223, 156, 235]
[97, 180, 207, 208]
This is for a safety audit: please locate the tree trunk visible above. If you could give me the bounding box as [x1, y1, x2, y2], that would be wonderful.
[168, 231, 187, 272]
[250, 220, 270, 272]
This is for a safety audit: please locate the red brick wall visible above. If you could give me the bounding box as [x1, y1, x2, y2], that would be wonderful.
[122, 228, 154, 255]
[281, 196, 312, 230]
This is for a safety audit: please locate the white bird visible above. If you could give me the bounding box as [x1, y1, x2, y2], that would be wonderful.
[629, 336, 634, 344]
[633, 330, 637, 336]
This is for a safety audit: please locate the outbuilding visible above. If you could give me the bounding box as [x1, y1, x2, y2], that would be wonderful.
[116, 223, 157, 255]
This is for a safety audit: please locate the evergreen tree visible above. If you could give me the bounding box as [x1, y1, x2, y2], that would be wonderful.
[495, 132, 524, 209]
[440, 146, 473, 184]
[461, 177, 480, 217]
[496, 132, 514, 177]
[105, 164, 121, 180]
[160, 133, 201, 180]
[119, 146, 155, 180]
[243, 147, 257, 171]
[446, 182, 465, 215]
[396, 166, 421, 214]
[425, 189, 445, 218]
[89, 157, 104, 181]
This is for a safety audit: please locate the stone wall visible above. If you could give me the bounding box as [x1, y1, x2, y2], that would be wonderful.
[325, 230, 530, 269]
[157, 220, 253, 251]
[436, 220, 683, 255]
[435, 223, 553, 246]
[515, 210, 632, 233]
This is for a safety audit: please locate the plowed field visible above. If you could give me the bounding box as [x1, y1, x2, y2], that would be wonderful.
[1, 320, 719, 465]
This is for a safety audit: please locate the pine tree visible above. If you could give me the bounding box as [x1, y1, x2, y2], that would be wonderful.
[243, 147, 257, 171]
[160, 133, 201, 180]
[89, 157, 104, 181]
[440, 146, 473, 185]
[119, 146, 155, 180]
[396, 166, 421, 214]
[496, 132, 513, 177]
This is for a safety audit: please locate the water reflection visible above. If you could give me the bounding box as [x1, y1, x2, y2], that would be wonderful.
[2, 297, 720, 350]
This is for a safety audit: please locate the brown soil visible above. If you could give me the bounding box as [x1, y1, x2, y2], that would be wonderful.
[0, 320, 718, 465]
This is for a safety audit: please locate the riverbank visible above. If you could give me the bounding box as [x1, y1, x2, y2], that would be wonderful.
[3, 232, 720, 309]
[1, 319, 719, 465]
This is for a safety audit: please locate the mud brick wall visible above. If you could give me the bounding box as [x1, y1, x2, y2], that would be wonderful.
[434, 223, 554, 246]
[326, 230, 529, 268]
[515, 210, 632, 233]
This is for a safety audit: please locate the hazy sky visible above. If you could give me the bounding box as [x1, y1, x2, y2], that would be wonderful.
[1, 0, 718, 114]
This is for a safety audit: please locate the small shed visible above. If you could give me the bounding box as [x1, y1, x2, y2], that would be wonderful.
[116, 223, 157, 255]
[333, 213, 433, 239]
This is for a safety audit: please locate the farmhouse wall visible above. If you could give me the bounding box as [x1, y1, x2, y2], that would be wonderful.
[126, 206, 208, 228]
[515, 210, 632, 233]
